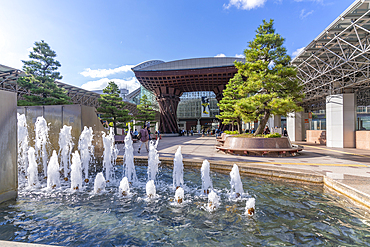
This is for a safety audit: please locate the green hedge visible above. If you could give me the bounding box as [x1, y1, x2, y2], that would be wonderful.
[264, 133, 282, 138]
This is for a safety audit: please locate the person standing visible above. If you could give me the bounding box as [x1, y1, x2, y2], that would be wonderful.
[283, 127, 288, 137]
[133, 129, 138, 139]
[147, 126, 152, 140]
[138, 125, 149, 153]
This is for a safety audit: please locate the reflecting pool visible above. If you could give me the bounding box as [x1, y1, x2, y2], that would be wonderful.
[1, 164, 370, 246]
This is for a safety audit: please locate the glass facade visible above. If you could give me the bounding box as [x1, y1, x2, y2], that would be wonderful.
[129, 86, 159, 111]
[177, 91, 219, 119]
[310, 107, 370, 130]
[357, 106, 370, 130]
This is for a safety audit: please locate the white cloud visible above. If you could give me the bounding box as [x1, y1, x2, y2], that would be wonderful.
[292, 47, 305, 57]
[80, 65, 134, 78]
[224, 0, 267, 10]
[235, 54, 245, 58]
[0, 46, 33, 70]
[215, 53, 226, 57]
[81, 77, 140, 93]
[300, 9, 314, 19]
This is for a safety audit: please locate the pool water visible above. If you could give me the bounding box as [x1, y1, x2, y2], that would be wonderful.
[1, 164, 370, 246]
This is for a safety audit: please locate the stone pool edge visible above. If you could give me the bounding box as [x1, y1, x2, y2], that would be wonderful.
[128, 156, 370, 210]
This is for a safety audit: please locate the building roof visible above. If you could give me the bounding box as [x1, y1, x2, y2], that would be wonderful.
[132, 57, 243, 97]
[291, 0, 370, 110]
[132, 57, 244, 71]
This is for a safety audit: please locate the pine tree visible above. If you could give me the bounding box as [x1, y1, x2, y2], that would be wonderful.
[17, 40, 71, 106]
[217, 73, 244, 133]
[97, 81, 132, 135]
[234, 19, 304, 135]
[134, 94, 156, 128]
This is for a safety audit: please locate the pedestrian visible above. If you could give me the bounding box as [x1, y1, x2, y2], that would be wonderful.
[264, 126, 270, 135]
[215, 128, 219, 138]
[147, 126, 152, 140]
[133, 129, 138, 139]
[190, 129, 193, 136]
[283, 127, 288, 137]
[138, 125, 149, 153]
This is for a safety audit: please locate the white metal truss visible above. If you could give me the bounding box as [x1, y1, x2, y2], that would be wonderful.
[0, 64, 139, 114]
[292, 0, 370, 111]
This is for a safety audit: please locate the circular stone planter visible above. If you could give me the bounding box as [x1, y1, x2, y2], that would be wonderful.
[216, 136, 302, 157]
[216, 133, 236, 145]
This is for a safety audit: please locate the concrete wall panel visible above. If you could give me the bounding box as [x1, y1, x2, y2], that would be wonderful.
[356, 131, 370, 150]
[44, 106, 63, 154]
[287, 112, 306, 141]
[326, 94, 356, 148]
[0, 91, 17, 203]
[17, 104, 106, 164]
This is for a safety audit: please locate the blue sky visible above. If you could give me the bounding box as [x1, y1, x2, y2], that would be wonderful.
[0, 0, 356, 93]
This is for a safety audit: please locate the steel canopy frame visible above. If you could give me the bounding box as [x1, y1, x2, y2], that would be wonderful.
[0, 64, 139, 115]
[292, 0, 370, 111]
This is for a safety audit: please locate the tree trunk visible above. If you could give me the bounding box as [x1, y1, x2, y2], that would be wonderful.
[237, 117, 242, 134]
[255, 112, 270, 135]
[113, 121, 117, 135]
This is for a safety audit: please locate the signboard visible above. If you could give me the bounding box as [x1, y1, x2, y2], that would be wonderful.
[304, 119, 309, 123]
[201, 97, 210, 118]
[308, 112, 312, 119]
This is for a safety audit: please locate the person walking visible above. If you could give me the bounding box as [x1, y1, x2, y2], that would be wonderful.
[138, 125, 149, 153]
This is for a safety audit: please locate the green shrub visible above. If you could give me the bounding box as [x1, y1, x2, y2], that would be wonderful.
[224, 130, 238, 135]
[264, 133, 281, 138]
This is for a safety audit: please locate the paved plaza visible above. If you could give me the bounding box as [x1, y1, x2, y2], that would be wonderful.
[118, 134, 370, 207]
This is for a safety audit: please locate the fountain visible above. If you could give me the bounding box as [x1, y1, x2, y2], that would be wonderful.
[119, 177, 130, 196]
[27, 147, 38, 188]
[123, 123, 137, 183]
[17, 113, 29, 177]
[146, 180, 156, 198]
[207, 190, 220, 212]
[102, 128, 115, 182]
[230, 164, 244, 198]
[59, 125, 73, 181]
[46, 150, 60, 190]
[175, 187, 184, 204]
[201, 159, 212, 195]
[94, 172, 106, 194]
[245, 197, 255, 216]
[10, 113, 370, 246]
[78, 126, 94, 183]
[35, 116, 49, 177]
[6, 130, 370, 246]
[173, 146, 184, 189]
[70, 150, 83, 190]
[148, 139, 160, 181]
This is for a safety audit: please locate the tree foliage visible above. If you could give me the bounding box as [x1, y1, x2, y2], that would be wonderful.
[216, 73, 244, 133]
[232, 19, 304, 135]
[17, 40, 71, 106]
[97, 81, 132, 135]
[134, 94, 156, 127]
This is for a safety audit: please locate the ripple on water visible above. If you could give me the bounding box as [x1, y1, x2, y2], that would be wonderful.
[1, 165, 370, 246]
